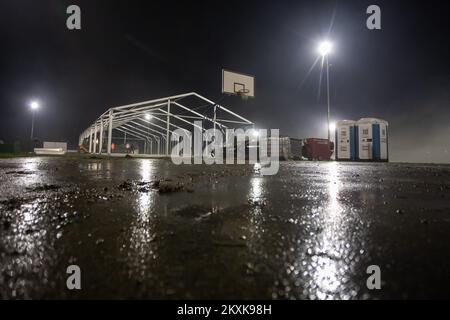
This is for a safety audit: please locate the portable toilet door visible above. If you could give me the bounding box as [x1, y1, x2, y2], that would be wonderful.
[356, 118, 375, 160]
[356, 118, 389, 161]
[335, 120, 356, 161]
[377, 119, 389, 161]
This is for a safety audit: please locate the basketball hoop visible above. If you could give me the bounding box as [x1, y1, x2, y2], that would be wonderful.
[222, 69, 255, 99]
[237, 88, 250, 101]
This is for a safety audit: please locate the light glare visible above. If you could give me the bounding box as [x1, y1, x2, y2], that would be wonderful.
[329, 122, 336, 132]
[30, 101, 39, 110]
[318, 41, 333, 56]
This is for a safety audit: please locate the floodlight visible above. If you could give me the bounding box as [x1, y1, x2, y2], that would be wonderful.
[318, 41, 333, 56]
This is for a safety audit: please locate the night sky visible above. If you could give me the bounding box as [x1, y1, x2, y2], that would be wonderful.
[1, 0, 449, 163]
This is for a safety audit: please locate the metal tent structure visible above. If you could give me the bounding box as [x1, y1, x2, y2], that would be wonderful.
[79, 92, 254, 156]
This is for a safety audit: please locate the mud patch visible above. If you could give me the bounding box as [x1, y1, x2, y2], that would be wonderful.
[117, 181, 133, 191]
[117, 179, 192, 194]
[26, 184, 60, 192]
[158, 180, 185, 193]
[173, 205, 212, 219]
[6, 170, 34, 175]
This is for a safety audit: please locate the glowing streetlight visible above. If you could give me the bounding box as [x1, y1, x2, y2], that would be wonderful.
[30, 101, 39, 110]
[329, 121, 336, 133]
[29, 100, 40, 139]
[318, 41, 333, 57]
[317, 40, 333, 142]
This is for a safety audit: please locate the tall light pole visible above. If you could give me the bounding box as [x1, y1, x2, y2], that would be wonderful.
[29, 101, 39, 140]
[318, 41, 333, 141]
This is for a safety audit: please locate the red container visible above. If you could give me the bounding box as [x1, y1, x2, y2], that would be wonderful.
[302, 138, 333, 161]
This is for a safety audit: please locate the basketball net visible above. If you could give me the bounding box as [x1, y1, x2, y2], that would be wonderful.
[237, 89, 250, 101]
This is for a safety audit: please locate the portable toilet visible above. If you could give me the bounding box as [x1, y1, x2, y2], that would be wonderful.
[335, 120, 357, 161]
[356, 118, 389, 161]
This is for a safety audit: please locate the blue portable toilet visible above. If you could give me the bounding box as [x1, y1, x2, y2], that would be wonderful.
[355, 118, 389, 162]
[335, 120, 357, 161]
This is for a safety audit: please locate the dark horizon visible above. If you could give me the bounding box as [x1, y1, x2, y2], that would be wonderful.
[1, 0, 450, 163]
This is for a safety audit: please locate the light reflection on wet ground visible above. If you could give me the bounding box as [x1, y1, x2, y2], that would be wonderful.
[1, 157, 450, 299]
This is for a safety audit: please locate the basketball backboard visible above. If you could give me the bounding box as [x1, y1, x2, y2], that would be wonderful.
[222, 69, 255, 99]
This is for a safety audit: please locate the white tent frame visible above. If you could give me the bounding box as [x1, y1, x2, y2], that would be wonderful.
[79, 92, 254, 156]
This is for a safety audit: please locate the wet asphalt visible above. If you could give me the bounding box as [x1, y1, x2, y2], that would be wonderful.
[1, 156, 450, 299]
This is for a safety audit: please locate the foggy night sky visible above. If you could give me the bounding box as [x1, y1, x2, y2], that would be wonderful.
[1, 0, 450, 163]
